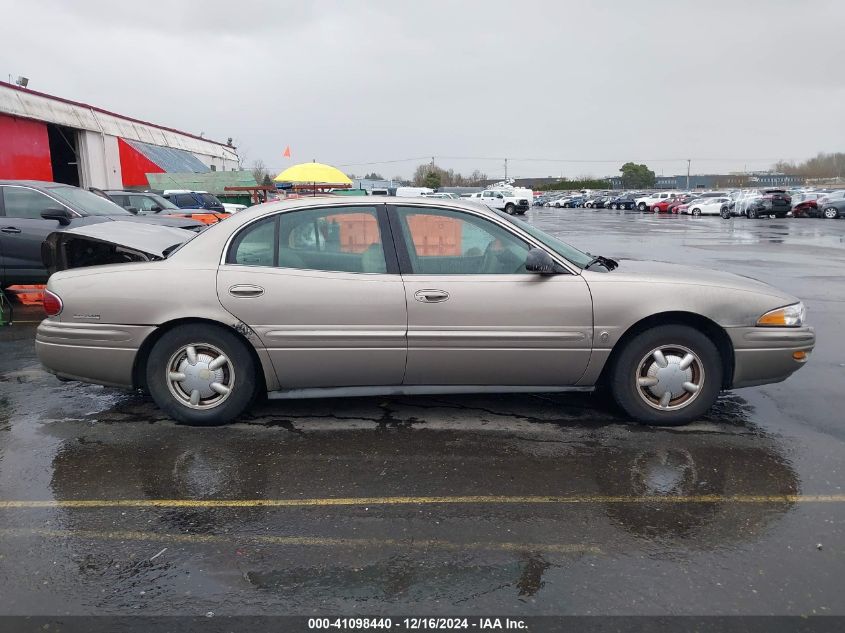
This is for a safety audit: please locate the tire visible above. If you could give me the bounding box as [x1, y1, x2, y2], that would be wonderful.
[823, 207, 839, 219]
[720, 208, 731, 219]
[691, 208, 701, 216]
[505, 203, 515, 214]
[638, 202, 647, 211]
[145, 323, 258, 425]
[609, 325, 723, 426]
[747, 207, 757, 219]
[613, 203, 620, 210]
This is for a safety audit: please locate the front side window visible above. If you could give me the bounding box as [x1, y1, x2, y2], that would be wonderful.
[2, 187, 60, 219]
[227, 206, 387, 274]
[396, 206, 531, 275]
[47, 186, 128, 216]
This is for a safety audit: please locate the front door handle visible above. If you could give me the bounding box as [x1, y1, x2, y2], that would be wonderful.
[0, 227, 21, 234]
[414, 289, 450, 303]
[229, 284, 265, 298]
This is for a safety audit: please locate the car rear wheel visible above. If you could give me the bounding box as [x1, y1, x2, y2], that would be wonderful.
[146, 323, 258, 426]
[638, 202, 646, 211]
[609, 325, 722, 426]
[823, 207, 839, 219]
[505, 203, 515, 214]
[720, 208, 731, 219]
[691, 208, 701, 216]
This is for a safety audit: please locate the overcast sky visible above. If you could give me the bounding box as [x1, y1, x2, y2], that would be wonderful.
[2, 0, 843, 180]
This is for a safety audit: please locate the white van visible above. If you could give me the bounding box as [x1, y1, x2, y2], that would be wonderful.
[395, 187, 434, 197]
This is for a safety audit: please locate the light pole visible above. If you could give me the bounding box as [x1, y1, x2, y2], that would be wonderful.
[686, 159, 691, 190]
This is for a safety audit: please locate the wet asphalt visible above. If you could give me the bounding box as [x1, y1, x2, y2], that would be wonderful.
[0, 208, 844, 617]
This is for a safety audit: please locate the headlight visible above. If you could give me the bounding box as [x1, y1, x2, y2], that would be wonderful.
[757, 302, 805, 327]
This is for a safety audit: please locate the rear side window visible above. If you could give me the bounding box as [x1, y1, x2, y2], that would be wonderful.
[227, 207, 387, 274]
[228, 217, 277, 266]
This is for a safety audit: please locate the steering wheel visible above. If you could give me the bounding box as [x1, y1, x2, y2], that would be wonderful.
[480, 240, 524, 274]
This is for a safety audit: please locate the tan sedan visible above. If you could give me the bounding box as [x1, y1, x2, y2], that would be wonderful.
[36, 198, 815, 426]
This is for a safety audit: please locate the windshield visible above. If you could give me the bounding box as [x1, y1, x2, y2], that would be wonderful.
[49, 186, 131, 216]
[145, 193, 179, 210]
[492, 209, 594, 269]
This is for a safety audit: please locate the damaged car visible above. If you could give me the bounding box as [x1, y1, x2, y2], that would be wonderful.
[36, 198, 815, 427]
[0, 181, 203, 286]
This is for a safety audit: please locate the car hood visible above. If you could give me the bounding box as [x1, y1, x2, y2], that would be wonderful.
[43, 222, 195, 274]
[594, 259, 797, 302]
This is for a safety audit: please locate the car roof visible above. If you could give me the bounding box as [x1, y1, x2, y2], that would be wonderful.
[0, 180, 67, 189]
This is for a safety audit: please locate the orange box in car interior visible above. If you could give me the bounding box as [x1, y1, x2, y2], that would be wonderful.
[406, 215, 461, 256]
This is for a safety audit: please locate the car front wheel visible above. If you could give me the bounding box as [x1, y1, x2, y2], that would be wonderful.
[609, 325, 722, 426]
[720, 208, 731, 219]
[146, 323, 258, 425]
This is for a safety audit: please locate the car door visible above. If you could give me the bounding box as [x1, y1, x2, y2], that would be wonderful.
[0, 185, 72, 285]
[390, 204, 593, 386]
[217, 204, 408, 389]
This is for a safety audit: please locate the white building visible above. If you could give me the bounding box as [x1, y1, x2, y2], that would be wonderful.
[0, 79, 239, 189]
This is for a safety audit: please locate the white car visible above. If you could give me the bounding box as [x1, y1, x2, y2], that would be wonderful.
[684, 197, 731, 216]
[636, 192, 676, 211]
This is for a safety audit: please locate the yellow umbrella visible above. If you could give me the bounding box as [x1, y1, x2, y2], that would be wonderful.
[273, 162, 352, 186]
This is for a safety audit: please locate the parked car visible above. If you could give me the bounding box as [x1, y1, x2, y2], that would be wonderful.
[815, 197, 845, 219]
[0, 180, 202, 286]
[684, 197, 731, 216]
[593, 194, 615, 209]
[813, 191, 845, 219]
[466, 189, 530, 214]
[607, 194, 637, 210]
[790, 194, 821, 218]
[37, 197, 813, 427]
[163, 190, 227, 213]
[102, 190, 230, 225]
[665, 195, 695, 214]
[562, 195, 585, 208]
[636, 192, 677, 211]
[723, 189, 792, 219]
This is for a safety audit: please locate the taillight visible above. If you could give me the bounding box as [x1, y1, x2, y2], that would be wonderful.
[43, 290, 63, 317]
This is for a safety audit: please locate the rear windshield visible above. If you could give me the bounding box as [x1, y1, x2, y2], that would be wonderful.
[199, 193, 223, 206]
[49, 186, 131, 216]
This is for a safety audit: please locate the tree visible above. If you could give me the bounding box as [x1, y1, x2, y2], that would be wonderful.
[364, 172, 384, 180]
[619, 162, 656, 188]
[423, 170, 442, 190]
[251, 160, 270, 184]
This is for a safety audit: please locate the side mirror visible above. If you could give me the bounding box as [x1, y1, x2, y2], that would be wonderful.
[41, 208, 71, 225]
[525, 248, 561, 274]
[126, 206, 139, 215]
[496, 194, 504, 199]
[149, 205, 162, 212]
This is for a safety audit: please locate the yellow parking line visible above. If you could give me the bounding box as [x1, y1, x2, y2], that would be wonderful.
[0, 494, 842, 509]
[0, 528, 601, 555]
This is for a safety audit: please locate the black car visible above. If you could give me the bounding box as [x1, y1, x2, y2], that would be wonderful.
[163, 191, 226, 213]
[724, 189, 792, 219]
[606, 194, 637, 210]
[0, 181, 203, 286]
[593, 194, 615, 209]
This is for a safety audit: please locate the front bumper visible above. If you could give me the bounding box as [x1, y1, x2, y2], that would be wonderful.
[35, 319, 155, 389]
[729, 326, 815, 388]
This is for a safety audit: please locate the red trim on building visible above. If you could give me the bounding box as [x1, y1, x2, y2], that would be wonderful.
[0, 113, 53, 180]
[0, 80, 232, 149]
[118, 138, 165, 187]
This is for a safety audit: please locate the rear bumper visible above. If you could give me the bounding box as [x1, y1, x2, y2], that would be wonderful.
[728, 326, 815, 388]
[35, 319, 154, 388]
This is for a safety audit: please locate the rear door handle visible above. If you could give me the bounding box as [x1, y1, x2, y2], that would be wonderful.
[0, 227, 21, 234]
[229, 284, 265, 298]
[414, 289, 450, 303]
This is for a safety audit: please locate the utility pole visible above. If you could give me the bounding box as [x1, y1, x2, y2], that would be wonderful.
[504, 158, 508, 181]
[686, 159, 691, 190]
